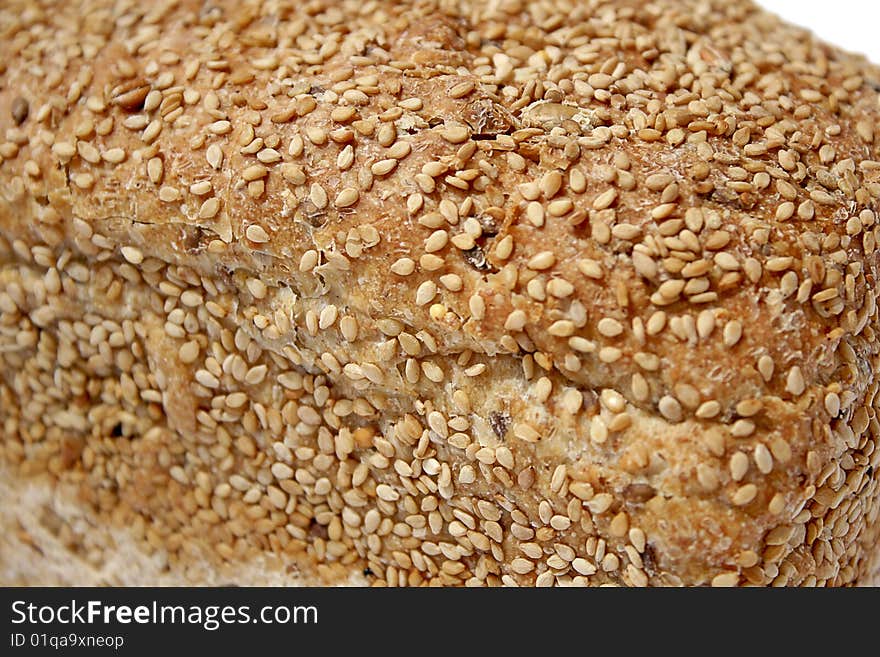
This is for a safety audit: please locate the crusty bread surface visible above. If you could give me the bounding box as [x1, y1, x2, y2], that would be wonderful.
[1, 0, 879, 586]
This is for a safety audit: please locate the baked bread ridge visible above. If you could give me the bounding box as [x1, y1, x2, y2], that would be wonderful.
[0, 0, 878, 586]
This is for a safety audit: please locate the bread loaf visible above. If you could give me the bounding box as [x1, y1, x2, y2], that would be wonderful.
[1, 0, 879, 586]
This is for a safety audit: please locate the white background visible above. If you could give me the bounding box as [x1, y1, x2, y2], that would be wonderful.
[757, 0, 880, 63]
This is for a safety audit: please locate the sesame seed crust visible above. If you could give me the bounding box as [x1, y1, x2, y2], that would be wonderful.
[1, 0, 879, 587]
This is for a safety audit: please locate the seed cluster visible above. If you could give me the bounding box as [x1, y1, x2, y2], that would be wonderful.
[1, 0, 879, 586]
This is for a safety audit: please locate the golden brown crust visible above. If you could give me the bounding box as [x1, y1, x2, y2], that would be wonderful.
[0, 0, 878, 586]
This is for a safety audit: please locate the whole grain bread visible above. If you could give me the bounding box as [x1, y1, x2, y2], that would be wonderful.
[1, 0, 879, 586]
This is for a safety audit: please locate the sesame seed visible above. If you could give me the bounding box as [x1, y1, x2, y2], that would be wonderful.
[505, 310, 527, 331]
[824, 392, 840, 416]
[147, 157, 164, 184]
[757, 355, 775, 382]
[730, 419, 755, 438]
[696, 310, 715, 338]
[547, 278, 574, 298]
[52, 141, 76, 161]
[674, 384, 700, 409]
[511, 558, 534, 575]
[469, 294, 486, 320]
[590, 415, 608, 445]
[271, 462, 294, 480]
[697, 465, 719, 492]
[415, 281, 437, 306]
[451, 233, 475, 251]
[550, 515, 571, 531]
[177, 341, 200, 364]
[336, 316, 358, 342]
[376, 484, 399, 502]
[729, 452, 749, 481]
[711, 572, 739, 587]
[120, 246, 143, 265]
[159, 185, 180, 203]
[242, 164, 268, 181]
[754, 444, 773, 474]
[198, 197, 220, 219]
[797, 200, 815, 220]
[722, 321, 742, 347]
[572, 558, 597, 576]
[611, 223, 641, 241]
[440, 126, 469, 143]
[246, 278, 267, 299]
[633, 352, 659, 370]
[786, 366, 806, 396]
[528, 251, 556, 270]
[206, 144, 223, 169]
[245, 224, 270, 243]
[399, 97, 423, 111]
[732, 484, 757, 506]
[190, 181, 212, 195]
[598, 346, 621, 363]
[736, 399, 762, 417]
[142, 120, 162, 143]
[318, 305, 338, 330]
[593, 188, 618, 210]
[299, 250, 318, 272]
[631, 251, 657, 279]
[309, 183, 328, 209]
[335, 187, 359, 208]
[208, 120, 231, 134]
[195, 369, 219, 388]
[305, 126, 327, 144]
[180, 290, 203, 307]
[526, 202, 545, 227]
[540, 171, 563, 198]
[448, 80, 475, 99]
[658, 396, 683, 422]
[513, 423, 541, 443]
[765, 256, 793, 272]
[597, 318, 623, 337]
[548, 198, 573, 216]
[72, 173, 94, 189]
[102, 147, 126, 164]
[587, 494, 614, 514]
[658, 279, 685, 301]
[390, 258, 415, 276]
[371, 158, 398, 176]
[548, 320, 575, 337]
[695, 400, 720, 419]
[424, 230, 448, 253]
